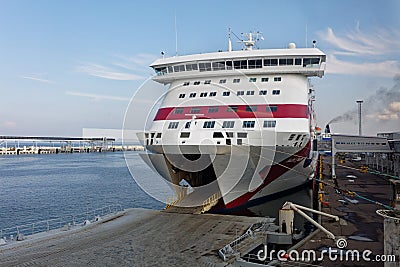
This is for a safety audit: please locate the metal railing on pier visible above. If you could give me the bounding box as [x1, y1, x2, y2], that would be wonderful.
[0, 204, 123, 240]
[218, 219, 276, 262]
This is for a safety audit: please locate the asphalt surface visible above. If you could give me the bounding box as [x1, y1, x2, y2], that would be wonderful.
[298, 158, 394, 267]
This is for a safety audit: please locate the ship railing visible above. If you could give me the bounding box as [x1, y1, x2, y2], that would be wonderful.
[0, 204, 123, 241]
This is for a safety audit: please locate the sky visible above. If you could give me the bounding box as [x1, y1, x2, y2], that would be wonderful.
[0, 0, 399, 137]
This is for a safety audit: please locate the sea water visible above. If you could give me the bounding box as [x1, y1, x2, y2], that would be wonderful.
[0, 151, 164, 230]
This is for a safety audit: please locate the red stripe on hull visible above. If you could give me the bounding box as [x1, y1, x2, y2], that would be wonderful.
[154, 104, 307, 121]
[224, 142, 311, 209]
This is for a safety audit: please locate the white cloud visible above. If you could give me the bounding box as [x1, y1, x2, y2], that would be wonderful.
[319, 27, 400, 56]
[366, 101, 400, 121]
[111, 62, 141, 72]
[117, 53, 158, 65]
[66, 91, 131, 102]
[76, 63, 144, 81]
[66, 91, 157, 104]
[326, 54, 400, 77]
[377, 113, 399, 120]
[111, 53, 158, 77]
[77, 53, 158, 81]
[2, 121, 17, 129]
[20, 75, 54, 84]
[389, 101, 400, 112]
[367, 112, 399, 121]
[318, 26, 400, 77]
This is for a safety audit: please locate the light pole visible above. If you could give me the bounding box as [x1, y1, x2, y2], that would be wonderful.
[356, 100, 363, 136]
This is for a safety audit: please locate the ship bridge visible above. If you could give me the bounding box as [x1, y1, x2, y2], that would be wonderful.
[150, 47, 326, 84]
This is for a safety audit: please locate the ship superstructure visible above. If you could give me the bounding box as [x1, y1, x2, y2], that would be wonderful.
[139, 32, 326, 209]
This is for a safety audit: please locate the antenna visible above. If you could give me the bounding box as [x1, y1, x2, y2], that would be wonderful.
[305, 23, 308, 48]
[238, 31, 263, 50]
[228, 28, 232, 52]
[174, 13, 178, 56]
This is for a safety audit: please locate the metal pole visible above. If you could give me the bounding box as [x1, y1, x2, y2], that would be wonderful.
[356, 100, 363, 136]
[286, 202, 339, 221]
[283, 202, 337, 239]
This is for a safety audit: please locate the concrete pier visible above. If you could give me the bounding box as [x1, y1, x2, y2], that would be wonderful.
[0, 208, 265, 266]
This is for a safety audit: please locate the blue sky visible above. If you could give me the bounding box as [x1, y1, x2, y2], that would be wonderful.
[0, 0, 399, 136]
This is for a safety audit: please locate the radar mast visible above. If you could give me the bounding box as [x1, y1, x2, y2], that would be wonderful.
[240, 31, 264, 50]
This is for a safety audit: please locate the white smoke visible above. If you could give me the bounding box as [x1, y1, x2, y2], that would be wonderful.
[328, 75, 400, 125]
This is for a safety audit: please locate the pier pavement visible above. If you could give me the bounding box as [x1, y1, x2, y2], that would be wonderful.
[0, 208, 263, 266]
[295, 158, 394, 266]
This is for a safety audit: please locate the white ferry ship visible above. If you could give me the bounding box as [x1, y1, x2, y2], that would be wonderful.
[139, 31, 326, 210]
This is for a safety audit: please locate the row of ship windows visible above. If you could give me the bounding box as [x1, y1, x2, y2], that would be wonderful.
[146, 131, 242, 139]
[147, 131, 303, 141]
[154, 57, 321, 75]
[336, 142, 387, 146]
[183, 77, 281, 86]
[148, 131, 304, 146]
[167, 120, 277, 129]
[174, 105, 278, 114]
[178, 89, 280, 99]
[148, 131, 250, 145]
[179, 132, 246, 139]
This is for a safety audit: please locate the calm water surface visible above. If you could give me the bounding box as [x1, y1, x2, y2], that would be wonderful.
[0, 152, 163, 229]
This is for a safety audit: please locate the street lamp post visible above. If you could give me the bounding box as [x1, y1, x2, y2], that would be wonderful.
[356, 100, 363, 136]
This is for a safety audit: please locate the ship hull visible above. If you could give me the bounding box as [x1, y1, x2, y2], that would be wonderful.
[140, 142, 315, 209]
